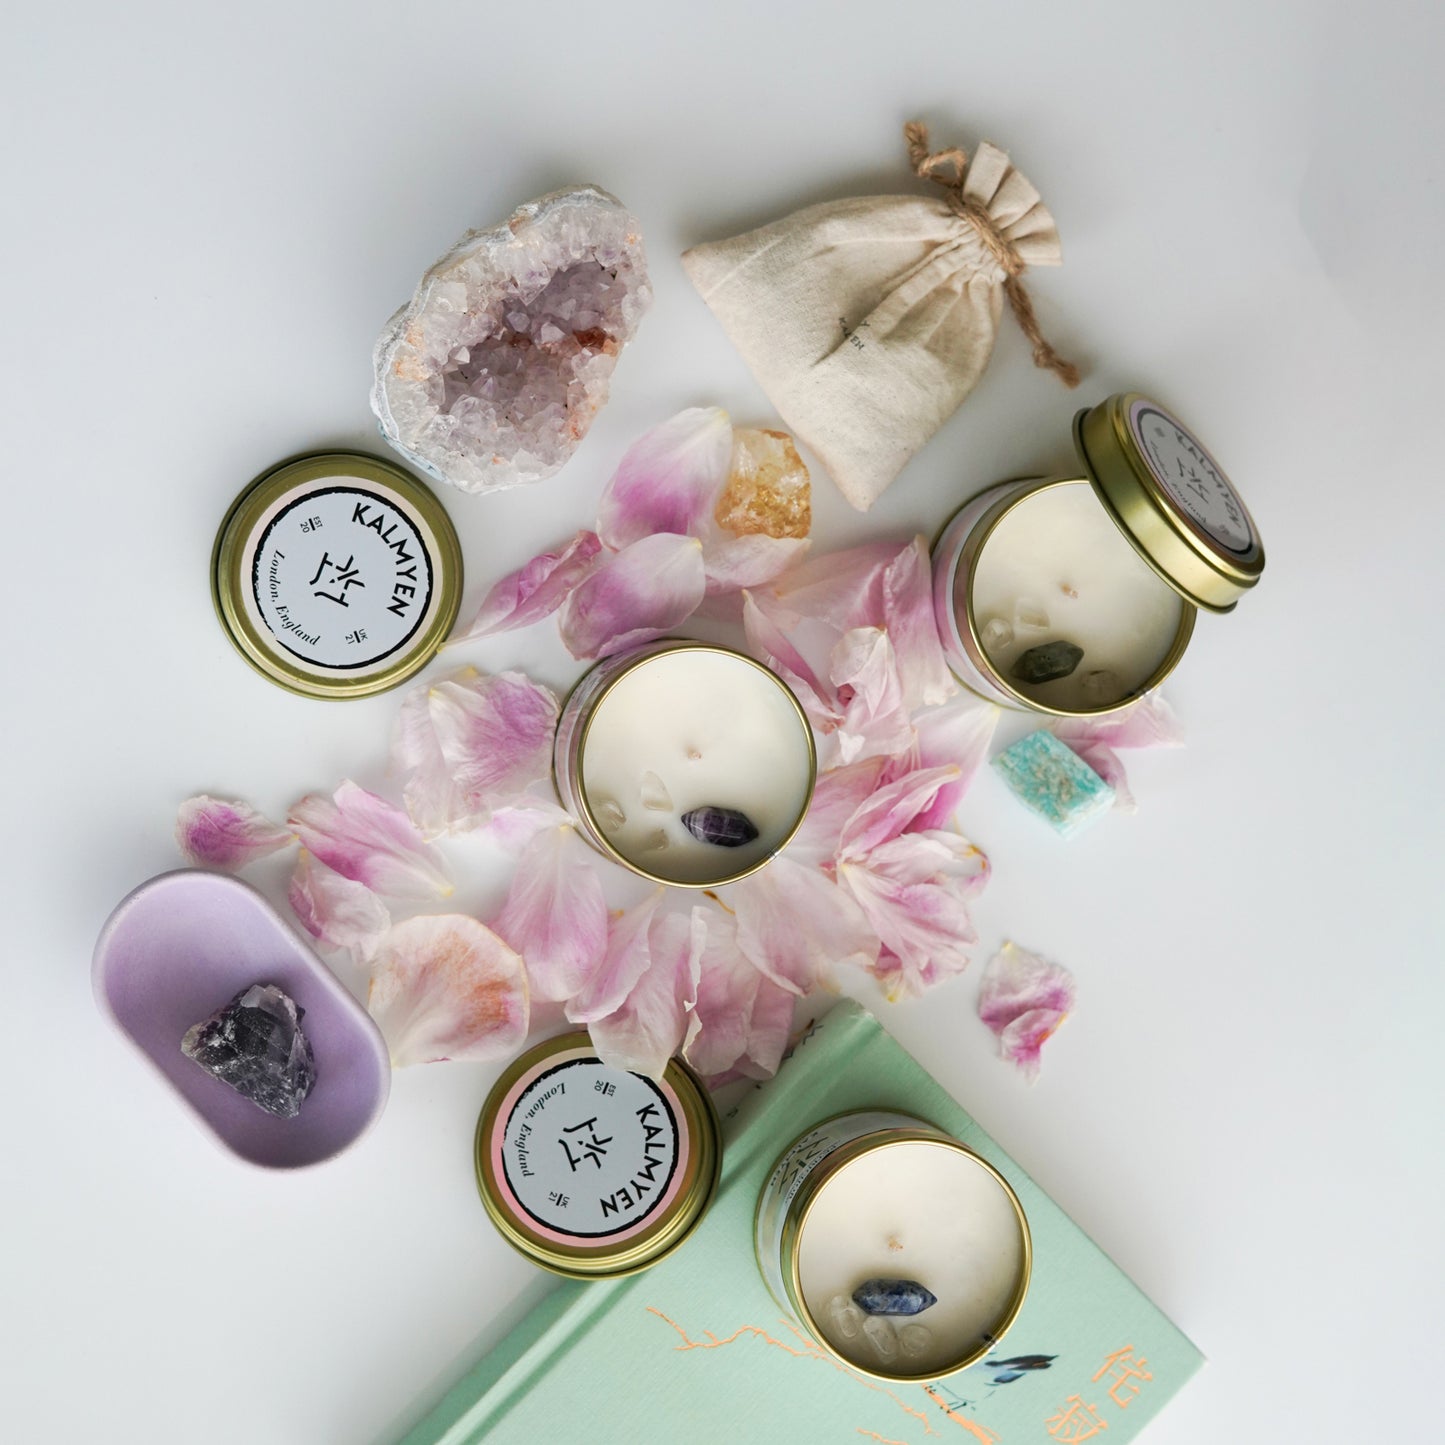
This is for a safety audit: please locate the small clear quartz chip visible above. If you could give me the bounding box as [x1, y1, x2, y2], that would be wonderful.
[640, 771, 673, 812]
[981, 617, 1013, 653]
[862, 1316, 900, 1361]
[827, 1294, 864, 1341]
[898, 1323, 932, 1359]
[1080, 669, 1122, 705]
[594, 796, 626, 831]
[1015, 599, 1050, 633]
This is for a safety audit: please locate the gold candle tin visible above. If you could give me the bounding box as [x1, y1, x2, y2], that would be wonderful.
[755, 1111, 1032, 1382]
[553, 640, 817, 889]
[475, 1032, 721, 1279]
[931, 392, 1264, 716]
[211, 451, 462, 699]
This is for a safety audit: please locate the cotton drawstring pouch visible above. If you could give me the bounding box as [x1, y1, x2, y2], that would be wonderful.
[683, 123, 1078, 512]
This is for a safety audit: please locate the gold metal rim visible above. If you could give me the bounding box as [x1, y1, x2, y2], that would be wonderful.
[563, 641, 819, 889]
[474, 1032, 722, 1279]
[772, 1119, 1032, 1382]
[955, 477, 1197, 718]
[1074, 393, 1264, 614]
[210, 450, 463, 700]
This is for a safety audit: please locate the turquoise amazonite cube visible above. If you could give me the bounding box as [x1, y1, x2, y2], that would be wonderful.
[992, 730, 1115, 838]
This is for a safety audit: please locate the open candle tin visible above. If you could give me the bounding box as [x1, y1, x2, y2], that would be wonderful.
[474, 1032, 721, 1278]
[756, 1111, 1031, 1382]
[211, 450, 462, 699]
[554, 640, 817, 888]
[932, 392, 1265, 716]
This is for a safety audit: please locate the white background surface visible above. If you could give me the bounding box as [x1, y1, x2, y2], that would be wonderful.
[3, 2, 1441, 1441]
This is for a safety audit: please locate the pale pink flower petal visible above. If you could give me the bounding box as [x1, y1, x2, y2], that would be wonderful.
[1051, 693, 1184, 815]
[475, 797, 575, 851]
[450, 529, 602, 642]
[838, 764, 964, 859]
[787, 758, 887, 866]
[492, 826, 608, 1002]
[702, 533, 810, 597]
[288, 780, 451, 900]
[884, 696, 1000, 832]
[368, 915, 529, 1066]
[840, 830, 989, 998]
[566, 890, 666, 1023]
[727, 855, 879, 994]
[558, 533, 707, 660]
[287, 850, 390, 964]
[768, 540, 903, 630]
[683, 906, 796, 1082]
[978, 940, 1076, 1081]
[741, 590, 838, 735]
[176, 795, 293, 870]
[393, 669, 559, 837]
[827, 626, 916, 767]
[584, 908, 704, 1080]
[879, 537, 955, 709]
[596, 407, 733, 550]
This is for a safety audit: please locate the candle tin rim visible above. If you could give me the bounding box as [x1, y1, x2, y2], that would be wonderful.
[474, 1031, 721, 1279]
[210, 450, 463, 700]
[763, 1112, 1033, 1383]
[941, 476, 1198, 717]
[1074, 392, 1265, 614]
[558, 639, 819, 889]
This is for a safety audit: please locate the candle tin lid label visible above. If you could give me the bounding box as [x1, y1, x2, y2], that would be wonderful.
[212, 452, 462, 699]
[1074, 392, 1265, 613]
[476, 1033, 721, 1278]
[498, 1056, 682, 1240]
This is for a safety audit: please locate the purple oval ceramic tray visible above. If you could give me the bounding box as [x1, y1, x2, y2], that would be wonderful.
[93, 869, 390, 1169]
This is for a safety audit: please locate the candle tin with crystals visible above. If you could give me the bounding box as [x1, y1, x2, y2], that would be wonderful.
[931, 392, 1265, 716]
[475, 1032, 721, 1278]
[554, 640, 817, 888]
[756, 1111, 1031, 1381]
[211, 451, 462, 699]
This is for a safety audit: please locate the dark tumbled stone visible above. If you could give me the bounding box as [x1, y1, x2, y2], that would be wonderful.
[1010, 640, 1085, 684]
[181, 983, 317, 1119]
[851, 1277, 938, 1317]
[681, 806, 760, 848]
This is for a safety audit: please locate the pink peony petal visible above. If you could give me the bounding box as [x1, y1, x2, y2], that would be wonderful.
[450, 529, 602, 642]
[393, 669, 559, 837]
[728, 855, 879, 994]
[475, 797, 575, 851]
[492, 826, 608, 1002]
[287, 850, 390, 964]
[701, 533, 810, 597]
[596, 407, 733, 550]
[176, 795, 293, 870]
[683, 905, 796, 1082]
[883, 696, 1000, 832]
[879, 537, 955, 709]
[838, 764, 964, 859]
[288, 779, 451, 900]
[977, 941, 1076, 1081]
[582, 907, 704, 1080]
[788, 758, 888, 865]
[741, 590, 837, 735]
[367, 915, 529, 1066]
[558, 533, 707, 660]
[566, 890, 666, 1023]
[827, 626, 916, 767]
[768, 540, 903, 630]
[840, 829, 988, 998]
[1051, 693, 1184, 815]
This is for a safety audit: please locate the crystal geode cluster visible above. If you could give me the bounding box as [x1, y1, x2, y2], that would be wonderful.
[371, 187, 652, 495]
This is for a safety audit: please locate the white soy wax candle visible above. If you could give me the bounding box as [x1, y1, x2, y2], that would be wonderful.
[757, 1113, 1031, 1381]
[554, 642, 816, 887]
[932, 392, 1265, 715]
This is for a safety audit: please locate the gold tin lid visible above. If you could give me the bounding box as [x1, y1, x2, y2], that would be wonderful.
[211, 451, 462, 699]
[1074, 393, 1264, 614]
[475, 1032, 722, 1279]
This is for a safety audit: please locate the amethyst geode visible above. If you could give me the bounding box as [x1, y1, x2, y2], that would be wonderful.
[181, 983, 317, 1120]
[371, 186, 652, 495]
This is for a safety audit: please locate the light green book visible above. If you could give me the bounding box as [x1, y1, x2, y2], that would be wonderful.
[401, 1001, 1203, 1444]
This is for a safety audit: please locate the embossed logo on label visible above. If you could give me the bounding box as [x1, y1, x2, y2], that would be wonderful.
[1131, 404, 1253, 555]
[250, 485, 434, 670]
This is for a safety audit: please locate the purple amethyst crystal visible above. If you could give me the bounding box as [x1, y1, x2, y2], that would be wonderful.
[851, 1278, 938, 1317]
[681, 806, 760, 848]
[181, 983, 317, 1119]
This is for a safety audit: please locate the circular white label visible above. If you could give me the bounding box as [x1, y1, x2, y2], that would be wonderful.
[249, 485, 434, 671]
[500, 1058, 681, 1239]
[1130, 403, 1254, 555]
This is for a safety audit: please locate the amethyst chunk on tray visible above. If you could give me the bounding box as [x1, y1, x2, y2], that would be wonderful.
[181, 983, 317, 1119]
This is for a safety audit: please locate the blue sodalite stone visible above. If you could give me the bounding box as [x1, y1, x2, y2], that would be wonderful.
[680, 806, 760, 848]
[851, 1278, 938, 1317]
